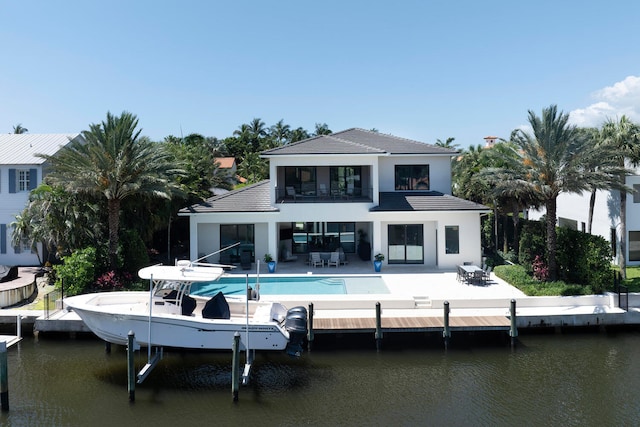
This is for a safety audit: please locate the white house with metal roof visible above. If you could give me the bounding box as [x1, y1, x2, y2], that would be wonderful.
[179, 128, 489, 269]
[0, 133, 84, 266]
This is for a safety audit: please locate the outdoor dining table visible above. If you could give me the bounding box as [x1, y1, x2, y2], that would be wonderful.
[458, 264, 484, 284]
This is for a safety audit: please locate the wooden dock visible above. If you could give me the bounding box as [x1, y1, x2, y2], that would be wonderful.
[313, 315, 511, 333]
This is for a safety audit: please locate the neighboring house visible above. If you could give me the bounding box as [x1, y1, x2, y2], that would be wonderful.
[179, 129, 489, 269]
[527, 172, 640, 266]
[0, 133, 83, 266]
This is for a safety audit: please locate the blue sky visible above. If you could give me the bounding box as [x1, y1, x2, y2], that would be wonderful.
[2, 1, 640, 147]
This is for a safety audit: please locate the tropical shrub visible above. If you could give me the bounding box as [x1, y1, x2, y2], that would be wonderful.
[54, 247, 96, 296]
[494, 264, 594, 296]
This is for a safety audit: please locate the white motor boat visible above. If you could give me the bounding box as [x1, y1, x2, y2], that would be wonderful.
[64, 261, 308, 357]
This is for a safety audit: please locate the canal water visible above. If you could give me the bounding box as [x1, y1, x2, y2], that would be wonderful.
[2, 329, 639, 426]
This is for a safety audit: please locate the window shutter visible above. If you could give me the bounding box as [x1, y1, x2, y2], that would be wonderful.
[8, 169, 15, 193]
[0, 224, 6, 254]
[29, 168, 38, 190]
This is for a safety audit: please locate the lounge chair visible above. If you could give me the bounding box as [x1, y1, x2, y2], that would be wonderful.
[286, 186, 297, 201]
[310, 252, 324, 267]
[327, 251, 340, 267]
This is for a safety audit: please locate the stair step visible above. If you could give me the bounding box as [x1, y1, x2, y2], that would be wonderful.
[413, 296, 432, 308]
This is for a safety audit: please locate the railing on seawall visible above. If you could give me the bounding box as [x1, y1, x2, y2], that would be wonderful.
[43, 289, 63, 320]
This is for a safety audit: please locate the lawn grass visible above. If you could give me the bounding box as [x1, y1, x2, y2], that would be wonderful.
[621, 266, 640, 292]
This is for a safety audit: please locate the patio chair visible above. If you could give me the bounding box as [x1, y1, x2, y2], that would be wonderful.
[327, 251, 340, 267]
[286, 186, 297, 201]
[310, 252, 324, 267]
[472, 270, 485, 285]
[346, 183, 355, 199]
[483, 266, 492, 284]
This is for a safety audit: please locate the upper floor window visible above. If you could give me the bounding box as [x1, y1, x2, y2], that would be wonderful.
[634, 184, 640, 203]
[395, 165, 429, 190]
[9, 168, 37, 193]
[18, 170, 30, 192]
[285, 167, 317, 195]
[330, 166, 361, 196]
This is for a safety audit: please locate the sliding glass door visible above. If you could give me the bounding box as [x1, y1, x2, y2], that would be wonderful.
[388, 224, 423, 264]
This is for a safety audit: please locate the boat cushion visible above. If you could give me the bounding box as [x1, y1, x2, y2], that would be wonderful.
[202, 292, 231, 319]
[163, 290, 197, 316]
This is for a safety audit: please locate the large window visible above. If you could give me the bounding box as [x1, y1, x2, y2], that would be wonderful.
[445, 226, 459, 254]
[395, 165, 429, 190]
[220, 224, 254, 262]
[292, 222, 355, 254]
[634, 184, 640, 203]
[630, 231, 640, 262]
[330, 166, 361, 197]
[388, 224, 423, 264]
[285, 167, 317, 195]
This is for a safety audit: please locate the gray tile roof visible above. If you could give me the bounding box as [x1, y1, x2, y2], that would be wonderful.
[179, 180, 279, 214]
[370, 192, 490, 212]
[262, 128, 458, 157]
[181, 183, 488, 215]
[0, 134, 82, 164]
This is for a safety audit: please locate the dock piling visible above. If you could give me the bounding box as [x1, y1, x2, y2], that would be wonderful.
[443, 301, 451, 349]
[307, 302, 314, 352]
[0, 341, 8, 411]
[375, 302, 383, 351]
[509, 299, 518, 348]
[232, 332, 240, 402]
[127, 331, 135, 402]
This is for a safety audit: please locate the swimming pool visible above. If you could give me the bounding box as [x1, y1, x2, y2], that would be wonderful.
[190, 275, 390, 296]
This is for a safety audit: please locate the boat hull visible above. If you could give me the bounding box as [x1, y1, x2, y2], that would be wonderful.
[66, 292, 290, 351]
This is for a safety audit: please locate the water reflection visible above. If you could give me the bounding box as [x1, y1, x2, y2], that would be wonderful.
[1, 330, 640, 426]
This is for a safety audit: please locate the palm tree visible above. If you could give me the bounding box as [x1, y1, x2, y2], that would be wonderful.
[39, 111, 183, 269]
[12, 124, 28, 134]
[601, 115, 640, 279]
[269, 119, 291, 145]
[435, 137, 458, 150]
[313, 123, 332, 136]
[510, 105, 598, 281]
[290, 127, 310, 143]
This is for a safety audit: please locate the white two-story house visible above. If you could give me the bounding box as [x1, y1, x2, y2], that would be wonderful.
[0, 133, 83, 266]
[179, 128, 489, 269]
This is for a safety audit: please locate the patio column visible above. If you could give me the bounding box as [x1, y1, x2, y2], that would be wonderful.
[268, 222, 278, 261]
[371, 220, 382, 258]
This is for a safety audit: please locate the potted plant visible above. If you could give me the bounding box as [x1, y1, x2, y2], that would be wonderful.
[264, 253, 276, 273]
[373, 253, 384, 272]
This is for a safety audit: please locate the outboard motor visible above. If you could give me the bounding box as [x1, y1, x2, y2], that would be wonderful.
[284, 306, 308, 357]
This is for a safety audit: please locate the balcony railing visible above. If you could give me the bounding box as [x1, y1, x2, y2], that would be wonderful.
[275, 186, 373, 203]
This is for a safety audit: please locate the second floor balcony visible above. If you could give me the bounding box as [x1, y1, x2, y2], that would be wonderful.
[275, 185, 373, 203]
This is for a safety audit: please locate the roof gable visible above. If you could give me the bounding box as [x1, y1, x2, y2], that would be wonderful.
[0, 134, 83, 165]
[262, 128, 457, 157]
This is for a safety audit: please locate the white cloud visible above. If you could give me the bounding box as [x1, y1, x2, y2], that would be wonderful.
[569, 76, 640, 127]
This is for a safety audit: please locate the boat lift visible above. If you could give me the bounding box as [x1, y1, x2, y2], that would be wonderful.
[127, 253, 261, 401]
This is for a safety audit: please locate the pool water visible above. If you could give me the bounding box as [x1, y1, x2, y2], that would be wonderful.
[190, 275, 389, 296]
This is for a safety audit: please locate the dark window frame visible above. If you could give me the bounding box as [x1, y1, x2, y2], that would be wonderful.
[394, 165, 430, 190]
